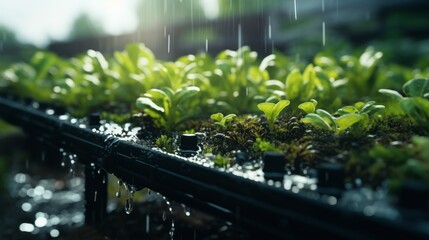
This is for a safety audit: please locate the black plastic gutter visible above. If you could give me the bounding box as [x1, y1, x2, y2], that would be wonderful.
[1, 96, 428, 239]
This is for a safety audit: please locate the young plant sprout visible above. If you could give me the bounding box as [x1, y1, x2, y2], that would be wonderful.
[257, 100, 290, 132]
[210, 112, 236, 129]
[136, 86, 200, 131]
[379, 78, 429, 132]
[302, 101, 384, 134]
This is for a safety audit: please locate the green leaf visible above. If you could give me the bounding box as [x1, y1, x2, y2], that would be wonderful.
[316, 109, 336, 129]
[354, 101, 366, 110]
[259, 54, 275, 71]
[298, 100, 317, 114]
[379, 89, 404, 99]
[403, 78, 429, 97]
[302, 113, 332, 131]
[335, 114, 363, 134]
[136, 97, 164, 113]
[336, 105, 358, 115]
[272, 100, 290, 119]
[210, 113, 224, 122]
[257, 102, 275, 118]
[302, 64, 316, 99]
[221, 114, 237, 125]
[173, 86, 200, 105]
[285, 69, 302, 100]
[360, 101, 385, 115]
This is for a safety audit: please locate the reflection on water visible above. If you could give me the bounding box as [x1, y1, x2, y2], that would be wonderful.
[0, 134, 85, 240]
[3, 171, 85, 239]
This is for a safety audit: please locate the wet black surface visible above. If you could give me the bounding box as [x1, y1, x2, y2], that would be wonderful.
[0, 134, 251, 240]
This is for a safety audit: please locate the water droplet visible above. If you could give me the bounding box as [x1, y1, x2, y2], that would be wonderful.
[162, 211, 167, 221]
[184, 207, 191, 217]
[169, 221, 175, 239]
[116, 179, 123, 198]
[125, 198, 133, 214]
[124, 184, 135, 214]
[146, 214, 150, 233]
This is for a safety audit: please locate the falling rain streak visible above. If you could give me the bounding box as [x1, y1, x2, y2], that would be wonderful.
[167, 34, 171, 53]
[268, 16, 272, 39]
[294, 0, 298, 20]
[146, 214, 150, 233]
[322, 21, 326, 46]
[238, 24, 242, 50]
[205, 38, 208, 52]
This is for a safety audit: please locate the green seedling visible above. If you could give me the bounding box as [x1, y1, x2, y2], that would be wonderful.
[379, 78, 429, 132]
[214, 154, 230, 168]
[210, 112, 236, 129]
[302, 101, 384, 134]
[155, 135, 175, 153]
[136, 86, 200, 131]
[257, 100, 290, 131]
[253, 138, 282, 153]
[298, 99, 318, 114]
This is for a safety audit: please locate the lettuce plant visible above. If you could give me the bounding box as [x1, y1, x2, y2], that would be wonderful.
[136, 86, 200, 131]
[257, 100, 290, 132]
[340, 47, 383, 98]
[302, 101, 384, 134]
[266, 64, 339, 112]
[210, 112, 236, 129]
[111, 43, 156, 102]
[209, 47, 268, 113]
[379, 78, 429, 132]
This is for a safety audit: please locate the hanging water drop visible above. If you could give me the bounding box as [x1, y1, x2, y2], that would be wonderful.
[116, 179, 123, 198]
[125, 198, 133, 214]
[124, 184, 135, 214]
[184, 207, 191, 217]
[169, 221, 175, 239]
[60, 152, 67, 167]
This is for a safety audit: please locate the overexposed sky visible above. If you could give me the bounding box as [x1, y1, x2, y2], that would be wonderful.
[0, 0, 139, 47]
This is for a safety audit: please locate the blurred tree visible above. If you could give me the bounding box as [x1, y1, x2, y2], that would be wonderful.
[136, 0, 205, 28]
[0, 25, 37, 71]
[68, 13, 105, 40]
[218, 0, 282, 16]
[0, 25, 19, 47]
